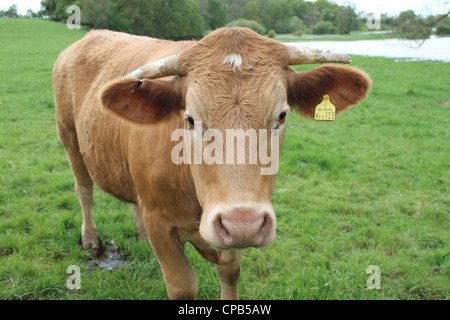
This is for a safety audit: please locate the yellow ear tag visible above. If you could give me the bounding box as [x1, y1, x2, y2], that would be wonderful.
[314, 94, 335, 121]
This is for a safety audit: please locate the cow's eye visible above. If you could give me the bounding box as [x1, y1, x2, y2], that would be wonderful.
[277, 112, 287, 126]
[187, 116, 195, 130]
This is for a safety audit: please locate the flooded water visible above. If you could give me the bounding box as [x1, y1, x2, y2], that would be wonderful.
[87, 240, 125, 271]
[286, 36, 450, 62]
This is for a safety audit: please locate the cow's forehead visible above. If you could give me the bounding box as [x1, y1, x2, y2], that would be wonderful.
[185, 72, 288, 130]
[179, 27, 290, 76]
[179, 27, 291, 129]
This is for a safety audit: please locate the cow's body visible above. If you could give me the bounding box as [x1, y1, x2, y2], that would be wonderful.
[54, 31, 194, 203]
[54, 28, 370, 299]
[54, 31, 223, 298]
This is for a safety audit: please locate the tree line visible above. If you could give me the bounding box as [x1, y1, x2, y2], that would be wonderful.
[2, 0, 449, 40]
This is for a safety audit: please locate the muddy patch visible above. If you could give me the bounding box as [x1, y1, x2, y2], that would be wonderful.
[87, 240, 125, 271]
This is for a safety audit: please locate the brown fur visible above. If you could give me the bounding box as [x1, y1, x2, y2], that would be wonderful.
[53, 27, 371, 300]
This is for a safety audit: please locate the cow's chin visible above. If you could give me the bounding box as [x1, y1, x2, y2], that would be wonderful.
[199, 204, 276, 251]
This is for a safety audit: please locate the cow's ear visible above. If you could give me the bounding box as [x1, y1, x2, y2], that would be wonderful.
[287, 65, 371, 119]
[100, 78, 182, 124]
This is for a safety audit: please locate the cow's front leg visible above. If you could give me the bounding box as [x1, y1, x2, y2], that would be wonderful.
[216, 250, 241, 300]
[143, 207, 197, 300]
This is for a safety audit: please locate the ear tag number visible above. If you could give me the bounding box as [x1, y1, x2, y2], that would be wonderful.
[314, 94, 335, 121]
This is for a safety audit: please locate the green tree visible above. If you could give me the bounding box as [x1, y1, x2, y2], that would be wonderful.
[242, 1, 260, 23]
[435, 24, 450, 35]
[289, 0, 309, 20]
[289, 16, 306, 33]
[25, 9, 39, 18]
[40, 0, 57, 19]
[227, 4, 242, 21]
[314, 0, 339, 24]
[260, 0, 292, 31]
[337, 5, 359, 34]
[393, 9, 450, 46]
[312, 20, 336, 34]
[82, 0, 204, 40]
[82, 0, 132, 33]
[208, 0, 228, 30]
[5, 4, 18, 18]
[197, 0, 210, 27]
[303, 6, 320, 26]
[393, 10, 428, 39]
[380, 13, 395, 30]
[273, 15, 305, 34]
[225, 18, 265, 34]
[163, 0, 205, 39]
[435, 16, 450, 35]
[40, 0, 77, 21]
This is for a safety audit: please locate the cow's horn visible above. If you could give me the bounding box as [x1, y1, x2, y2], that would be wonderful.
[125, 54, 181, 79]
[286, 45, 351, 65]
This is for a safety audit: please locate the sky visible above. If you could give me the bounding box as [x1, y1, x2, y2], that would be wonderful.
[331, 0, 449, 16]
[1, 0, 449, 16]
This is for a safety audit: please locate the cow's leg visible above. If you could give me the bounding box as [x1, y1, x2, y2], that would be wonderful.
[216, 250, 241, 300]
[56, 122, 99, 257]
[77, 178, 98, 256]
[131, 204, 148, 241]
[142, 206, 197, 299]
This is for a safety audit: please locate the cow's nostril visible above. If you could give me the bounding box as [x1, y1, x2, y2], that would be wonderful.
[213, 214, 230, 241]
[257, 213, 272, 239]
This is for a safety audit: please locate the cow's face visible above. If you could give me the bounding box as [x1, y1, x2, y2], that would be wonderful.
[178, 32, 293, 249]
[101, 27, 371, 250]
[182, 77, 288, 249]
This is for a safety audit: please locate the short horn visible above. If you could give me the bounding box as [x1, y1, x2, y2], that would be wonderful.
[125, 53, 181, 79]
[286, 45, 351, 65]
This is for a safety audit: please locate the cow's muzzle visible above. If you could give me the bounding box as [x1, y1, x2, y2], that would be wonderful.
[200, 204, 276, 250]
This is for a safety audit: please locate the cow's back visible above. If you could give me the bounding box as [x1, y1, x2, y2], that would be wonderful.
[53, 29, 192, 129]
[53, 30, 195, 203]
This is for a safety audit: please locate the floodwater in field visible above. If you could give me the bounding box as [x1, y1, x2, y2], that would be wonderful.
[286, 36, 450, 62]
[87, 240, 124, 271]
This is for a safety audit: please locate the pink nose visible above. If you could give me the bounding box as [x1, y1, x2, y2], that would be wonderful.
[212, 207, 275, 249]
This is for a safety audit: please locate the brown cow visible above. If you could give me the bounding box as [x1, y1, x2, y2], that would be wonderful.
[53, 27, 371, 299]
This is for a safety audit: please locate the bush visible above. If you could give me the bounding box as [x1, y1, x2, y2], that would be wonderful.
[393, 10, 429, 40]
[312, 21, 336, 34]
[292, 29, 304, 37]
[274, 18, 291, 34]
[435, 24, 450, 35]
[273, 16, 306, 34]
[267, 29, 276, 38]
[289, 16, 306, 34]
[225, 19, 266, 35]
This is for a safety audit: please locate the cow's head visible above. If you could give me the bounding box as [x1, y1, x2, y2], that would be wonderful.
[101, 27, 371, 250]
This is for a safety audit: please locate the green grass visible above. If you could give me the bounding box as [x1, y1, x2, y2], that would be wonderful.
[0, 19, 449, 300]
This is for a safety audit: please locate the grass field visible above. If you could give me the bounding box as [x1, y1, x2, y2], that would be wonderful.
[0, 19, 448, 300]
